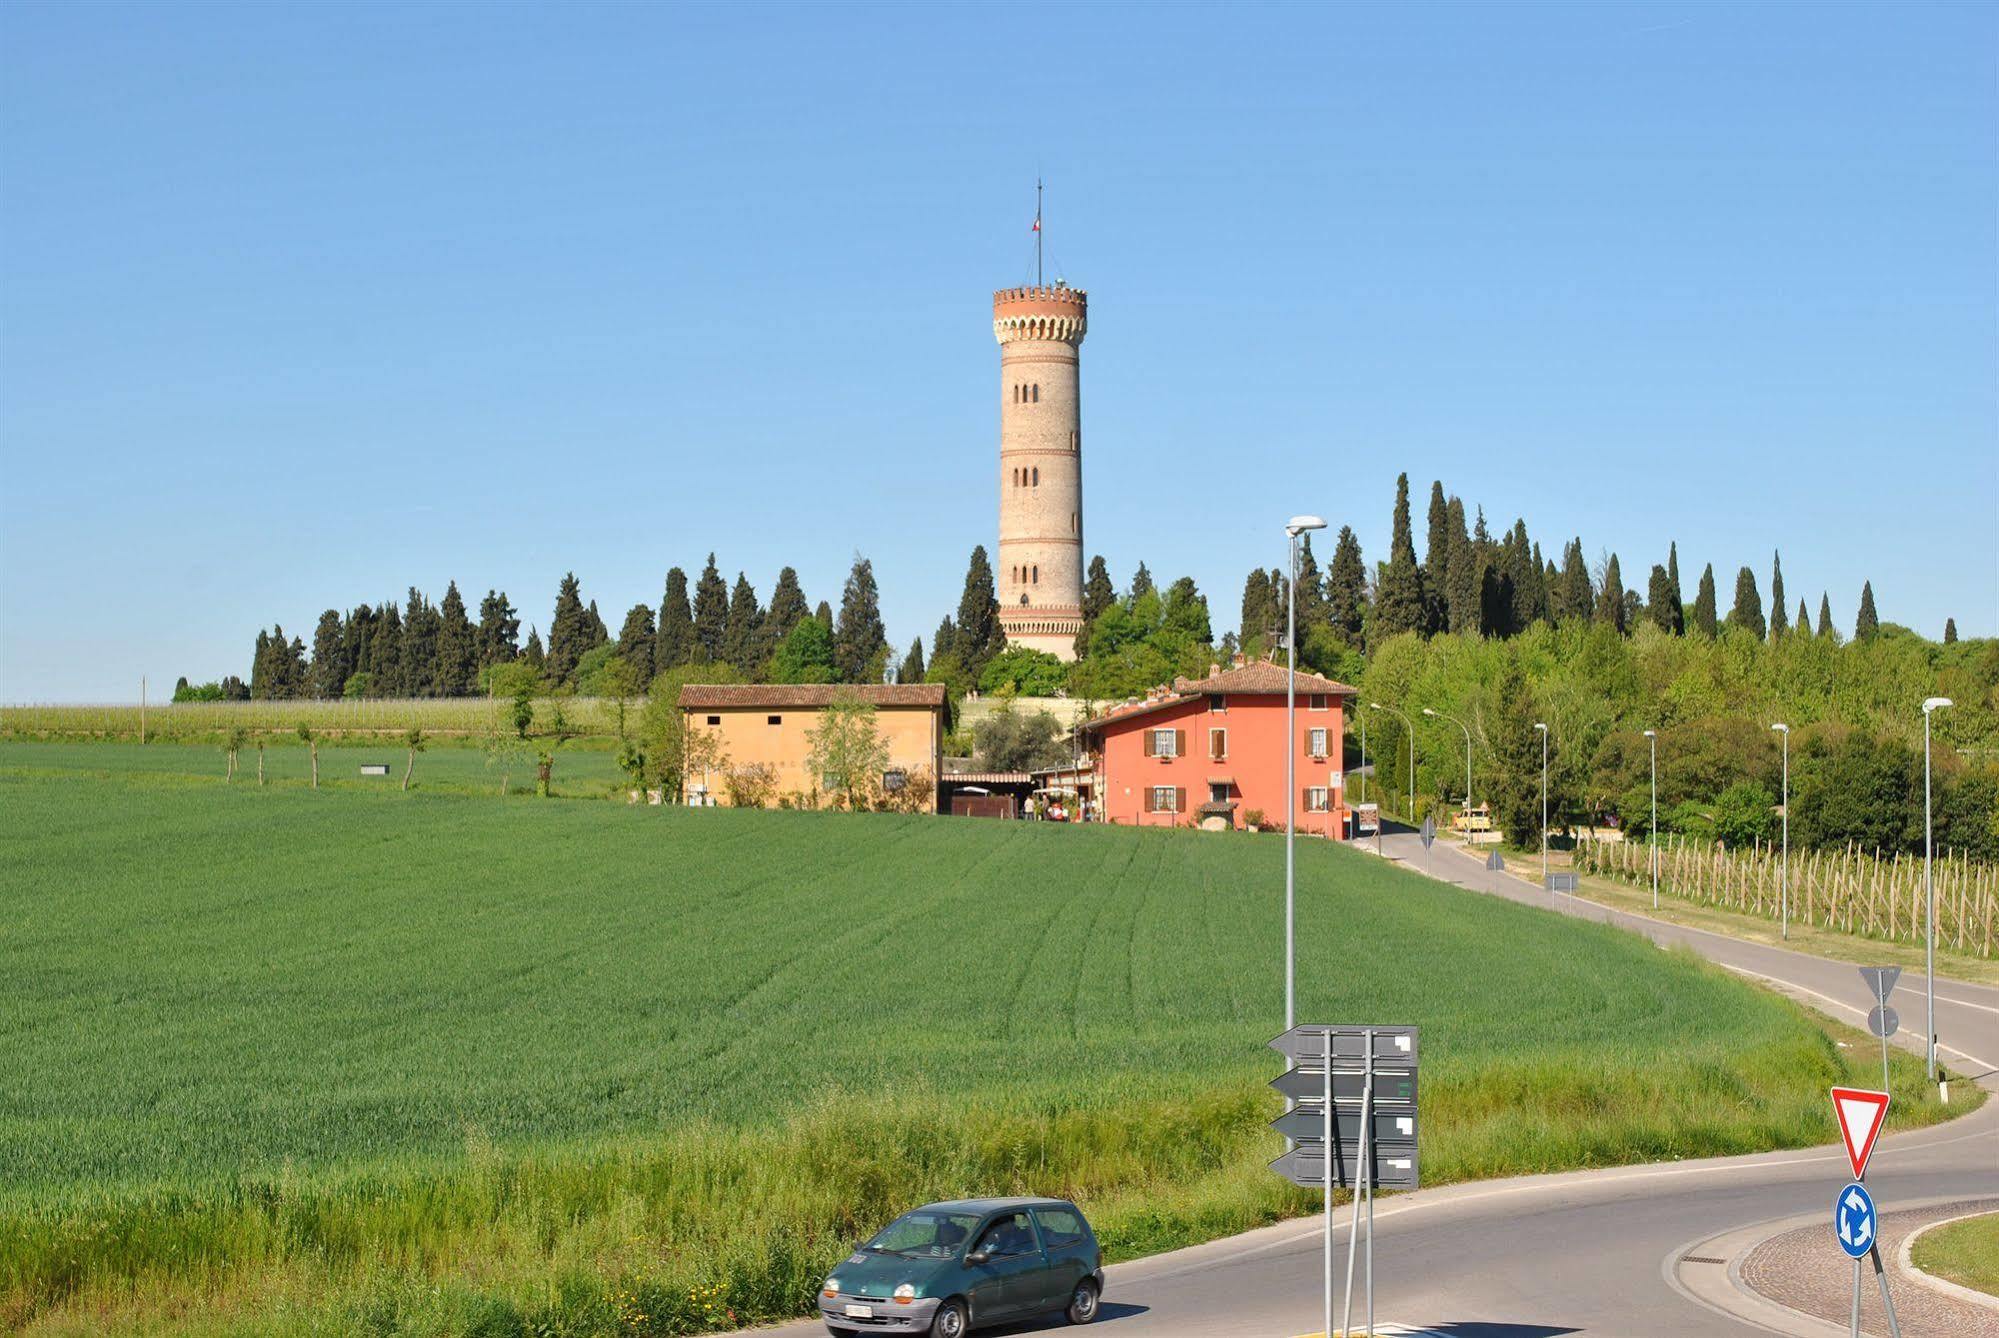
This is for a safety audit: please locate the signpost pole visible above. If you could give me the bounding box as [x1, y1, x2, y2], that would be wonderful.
[1365, 1034, 1376, 1337]
[1322, 1027, 1333, 1338]
[1341, 1030, 1372, 1338]
[1850, 1257, 1861, 1338]
[1870, 1243, 1903, 1337]
[1877, 977, 1891, 1095]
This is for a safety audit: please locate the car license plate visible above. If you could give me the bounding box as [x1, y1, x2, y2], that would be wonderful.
[843, 1303, 873, 1318]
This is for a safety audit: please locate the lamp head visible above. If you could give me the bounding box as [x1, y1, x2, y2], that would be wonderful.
[1285, 515, 1328, 537]
[1923, 696, 1954, 713]
[1422, 708, 1437, 718]
[1534, 722, 1548, 732]
[1770, 722, 1789, 734]
[1642, 729, 1656, 738]
[1368, 701, 1383, 710]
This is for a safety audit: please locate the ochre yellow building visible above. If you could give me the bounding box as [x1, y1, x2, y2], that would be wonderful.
[677, 683, 945, 810]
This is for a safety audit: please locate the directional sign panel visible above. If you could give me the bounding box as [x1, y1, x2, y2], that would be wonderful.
[1830, 1086, 1890, 1181]
[1271, 1067, 1419, 1107]
[1834, 1181, 1876, 1260]
[1270, 1107, 1418, 1145]
[1420, 815, 1436, 849]
[1858, 966, 1901, 1003]
[1270, 1141, 1419, 1191]
[1867, 1005, 1899, 1039]
[1270, 1025, 1420, 1067]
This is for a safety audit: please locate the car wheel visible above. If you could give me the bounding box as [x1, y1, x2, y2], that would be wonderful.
[929, 1298, 969, 1338]
[1065, 1278, 1100, 1324]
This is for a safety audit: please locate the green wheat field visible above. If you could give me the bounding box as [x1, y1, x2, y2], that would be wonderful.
[0, 742, 1963, 1336]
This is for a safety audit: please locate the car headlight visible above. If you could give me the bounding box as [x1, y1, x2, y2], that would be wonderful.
[823, 1277, 840, 1298]
[893, 1283, 917, 1304]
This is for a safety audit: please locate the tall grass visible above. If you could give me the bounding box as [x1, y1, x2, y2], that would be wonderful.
[0, 753, 1969, 1335]
[1, 697, 624, 743]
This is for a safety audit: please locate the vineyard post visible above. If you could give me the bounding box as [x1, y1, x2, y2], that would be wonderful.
[1643, 729, 1657, 909]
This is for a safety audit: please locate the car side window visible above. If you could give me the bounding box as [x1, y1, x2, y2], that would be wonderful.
[974, 1212, 1037, 1258]
[1033, 1206, 1085, 1246]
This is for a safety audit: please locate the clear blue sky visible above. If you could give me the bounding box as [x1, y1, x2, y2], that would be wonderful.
[3, 1, 1993, 701]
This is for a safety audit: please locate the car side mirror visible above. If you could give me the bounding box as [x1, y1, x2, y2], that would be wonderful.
[966, 1249, 990, 1266]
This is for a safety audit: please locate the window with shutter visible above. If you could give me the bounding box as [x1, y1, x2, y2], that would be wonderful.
[1151, 728, 1177, 758]
[1308, 727, 1329, 758]
[1209, 728, 1226, 760]
[1174, 728, 1187, 758]
[1306, 787, 1330, 813]
[1174, 786, 1186, 814]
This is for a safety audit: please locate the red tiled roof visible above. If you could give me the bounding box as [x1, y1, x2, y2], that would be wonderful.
[678, 683, 946, 709]
[1077, 661, 1356, 733]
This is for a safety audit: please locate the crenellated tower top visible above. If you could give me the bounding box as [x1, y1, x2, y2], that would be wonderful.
[993, 285, 1088, 346]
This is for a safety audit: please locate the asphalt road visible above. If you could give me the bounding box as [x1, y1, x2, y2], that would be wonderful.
[730, 831, 1999, 1338]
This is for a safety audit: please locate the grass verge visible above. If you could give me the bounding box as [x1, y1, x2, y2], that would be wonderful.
[1911, 1211, 1999, 1299]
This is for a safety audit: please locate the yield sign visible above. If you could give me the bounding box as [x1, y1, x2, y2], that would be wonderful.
[1830, 1086, 1890, 1180]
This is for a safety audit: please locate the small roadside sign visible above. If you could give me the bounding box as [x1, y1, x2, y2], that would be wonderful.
[1485, 850, 1505, 871]
[1545, 872, 1578, 892]
[1867, 1005, 1899, 1039]
[1834, 1181, 1877, 1260]
[1858, 966, 1901, 1002]
[1269, 1106, 1417, 1144]
[1270, 1066, 1419, 1106]
[360, 763, 390, 777]
[1269, 1142, 1420, 1192]
[1830, 1086, 1890, 1181]
[1419, 815, 1435, 849]
[1270, 1024, 1419, 1066]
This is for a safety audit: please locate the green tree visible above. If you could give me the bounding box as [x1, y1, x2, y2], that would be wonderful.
[1817, 592, 1835, 639]
[1768, 551, 1788, 638]
[1796, 598, 1810, 637]
[1422, 480, 1453, 634]
[692, 555, 729, 663]
[617, 603, 656, 676]
[436, 582, 477, 695]
[1646, 565, 1676, 634]
[953, 546, 1004, 680]
[1692, 564, 1718, 638]
[974, 700, 1070, 773]
[1294, 532, 1327, 634]
[1666, 542, 1685, 633]
[806, 693, 891, 809]
[768, 616, 838, 683]
[596, 656, 646, 740]
[1855, 581, 1879, 641]
[721, 573, 765, 673]
[931, 615, 959, 666]
[400, 726, 426, 792]
[1444, 502, 1481, 635]
[1370, 473, 1427, 643]
[978, 645, 1068, 696]
[1076, 554, 1116, 657]
[897, 638, 926, 684]
[295, 723, 319, 789]
[401, 591, 440, 697]
[1129, 562, 1154, 601]
[1325, 526, 1368, 641]
[1944, 618, 1958, 645]
[1555, 539, 1593, 624]
[834, 555, 888, 684]
[475, 590, 520, 668]
[1239, 567, 1275, 646]
[1726, 566, 1765, 638]
[545, 574, 589, 685]
[1484, 663, 1543, 850]
[309, 610, 348, 700]
[650, 569, 694, 675]
[766, 567, 810, 643]
[1594, 554, 1626, 632]
[521, 626, 544, 675]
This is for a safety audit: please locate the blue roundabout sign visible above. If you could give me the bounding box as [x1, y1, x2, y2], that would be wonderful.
[1833, 1181, 1876, 1260]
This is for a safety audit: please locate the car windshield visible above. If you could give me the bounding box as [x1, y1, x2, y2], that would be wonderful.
[864, 1210, 983, 1258]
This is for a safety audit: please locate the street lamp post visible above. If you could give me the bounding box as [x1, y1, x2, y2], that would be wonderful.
[1369, 702, 1415, 826]
[1282, 516, 1325, 1034]
[1643, 729, 1658, 910]
[1534, 723, 1549, 887]
[1357, 709, 1367, 807]
[1423, 708, 1472, 832]
[1771, 723, 1789, 940]
[1923, 695, 1953, 1082]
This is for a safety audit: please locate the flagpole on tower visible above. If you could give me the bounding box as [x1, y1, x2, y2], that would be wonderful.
[1035, 178, 1043, 286]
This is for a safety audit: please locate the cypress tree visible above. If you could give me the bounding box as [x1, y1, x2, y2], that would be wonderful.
[436, 582, 477, 695]
[310, 610, 348, 699]
[1692, 565, 1718, 638]
[1944, 618, 1958, 644]
[655, 569, 695, 674]
[1129, 562, 1154, 601]
[954, 546, 1004, 679]
[250, 629, 270, 698]
[1526, 539, 1551, 626]
[1423, 480, 1452, 634]
[345, 604, 375, 682]
[834, 555, 888, 683]
[1796, 598, 1810, 637]
[374, 603, 405, 693]
[1557, 540, 1593, 623]
[475, 590, 520, 667]
[584, 601, 608, 649]
[1726, 566, 1766, 638]
[932, 615, 958, 664]
[1646, 565, 1676, 634]
[1371, 473, 1427, 641]
[1505, 521, 1537, 635]
[1240, 568, 1274, 644]
[766, 567, 810, 641]
[815, 600, 833, 628]
[1081, 556, 1115, 624]
[1855, 581, 1879, 641]
[617, 602, 657, 676]
[1325, 525, 1368, 641]
[1817, 592, 1834, 639]
[1667, 541, 1684, 631]
[402, 589, 440, 696]
[1594, 554, 1626, 631]
[898, 638, 925, 684]
[546, 573, 589, 683]
[721, 573, 764, 672]
[1443, 498, 1478, 634]
[692, 555, 729, 663]
[522, 626, 544, 672]
[1294, 533, 1327, 632]
[1768, 551, 1788, 638]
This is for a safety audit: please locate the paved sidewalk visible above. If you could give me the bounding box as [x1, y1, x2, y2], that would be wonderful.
[1740, 1197, 1999, 1337]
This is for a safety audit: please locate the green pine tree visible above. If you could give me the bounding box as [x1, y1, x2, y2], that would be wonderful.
[617, 602, 656, 676]
[1817, 592, 1834, 639]
[1423, 480, 1452, 634]
[897, 638, 926, 684]
[721, 574, 765, 673]
[1294, 532, 1327, 632]
[1727, 567, 1766, 638]
[374, 603, 405, 693]
[765, 567, 810, 642]
[1796, 598, 1809, 637]
[1646, 565, 1676, 634]
[1129, 562, 1154, 600]
[1326, 525, 1368, 641]
[1768, 551, 1788, 638]
[521, 626, 544, 673]
[932, 615, 958, 665]
[1667, 541, 1684, 631]
[1076, 554, 1116, 657]
[1557, 539, 1593, 623]
[1855, 581, 1879, 641]
[475, 590, 520, 667]
[1505, 521, 1538, 635]
[1239, 567, 1274, 645]
[1943, 618, 1957, 644]
[1693, 564, 1718, 638]
[310, 610, 348, 699]
[655, 569, 695, 674]
[1594, 554, 1626, 632]
[692, 555, 729, 662]
[402, 589, 440, 697]
[954, 546, 1004, 679]
[834, 555, 888, 683]
[1370, 472, 1427, 642]
[1442, 498, 1478, 634]
[546, 573, 588, 684]
[436, 582, 477, 696]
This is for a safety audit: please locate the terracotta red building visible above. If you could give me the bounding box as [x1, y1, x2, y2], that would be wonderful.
[1078, 660, 1357, 834]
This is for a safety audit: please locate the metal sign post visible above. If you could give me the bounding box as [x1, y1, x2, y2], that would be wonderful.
[1829, 1087, 1900, 1338]
[1270, 1025, 1418, 1338]
[1860, 967, 1901, 1095]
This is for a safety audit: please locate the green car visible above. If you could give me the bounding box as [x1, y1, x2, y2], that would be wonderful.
[818, 1197, 1104, 1336]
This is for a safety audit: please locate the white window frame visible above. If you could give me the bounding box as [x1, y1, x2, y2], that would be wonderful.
[1151, 786, 1179, 813]
[1308, 693, 1329, 712]
[1307, 727, 1329, 759]
[1306, 787, 1330, 813]
[1152, 728, 1178, 758]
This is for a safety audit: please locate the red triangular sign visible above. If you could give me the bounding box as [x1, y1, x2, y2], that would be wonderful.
[1830, 1086, 1890, 1180]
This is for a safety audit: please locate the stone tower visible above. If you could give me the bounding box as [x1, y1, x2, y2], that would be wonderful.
[993, 283, 1087, 659]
